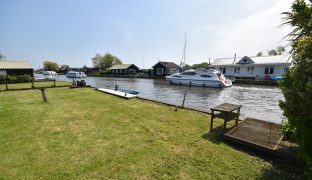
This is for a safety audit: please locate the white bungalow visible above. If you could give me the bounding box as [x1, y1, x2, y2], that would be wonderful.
[210, 55, 292, 80]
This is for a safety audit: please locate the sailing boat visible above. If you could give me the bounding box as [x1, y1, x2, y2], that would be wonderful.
[180, 34, 187, 70]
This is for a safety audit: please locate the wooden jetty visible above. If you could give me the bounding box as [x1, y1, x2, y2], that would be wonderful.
[96, 88, 138, 99]
[209, 103, 299, 161]
[223, 118, 299, 160]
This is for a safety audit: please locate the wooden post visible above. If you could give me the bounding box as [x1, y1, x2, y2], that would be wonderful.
[235, 107, 241, 127]
[181, 90, 186, 108]
[223, 114, 228, 132]
[53, 80, 56, 87]
[72, 78, 75, 86]
[39, 88, 48, 102]
[31, 77, 35, 89]
[210, 110, 214, 132]
[4, 76, 8, 91]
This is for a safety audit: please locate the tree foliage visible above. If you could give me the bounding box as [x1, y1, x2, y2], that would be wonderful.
[280, 0, 312, 178]
[277, 46, 286, 55]
[0, 51, 6, 60]
[43, 61, 60, 72]
[267, 49, 278, 56]
[91, 53, 122, 69]
[256, 52, 263, 56]
[60, 64, 70, 70]
[192, 62, 209, 69]
[281, 0, 312, 43]
[183, 64, 192, 70]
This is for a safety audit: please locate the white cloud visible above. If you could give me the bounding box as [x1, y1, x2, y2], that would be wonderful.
[192, 0, 293, 59]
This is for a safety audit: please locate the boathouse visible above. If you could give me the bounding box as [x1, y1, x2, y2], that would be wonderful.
[152, 61, 181, 77]
[210, 55, 292, 80]
[0, 61, 33, 77]
[109, 64, 139, 75]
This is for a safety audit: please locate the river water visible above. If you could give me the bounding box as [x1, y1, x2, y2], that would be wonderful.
[55, 75, 285, 124]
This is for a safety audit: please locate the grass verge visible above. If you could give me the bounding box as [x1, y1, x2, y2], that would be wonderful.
[0, 87, 303, 179]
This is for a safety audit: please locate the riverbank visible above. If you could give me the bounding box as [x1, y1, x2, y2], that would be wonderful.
[0, 87, 302, 179]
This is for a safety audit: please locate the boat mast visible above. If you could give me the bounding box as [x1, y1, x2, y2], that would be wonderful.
[180, 34, 187, 70]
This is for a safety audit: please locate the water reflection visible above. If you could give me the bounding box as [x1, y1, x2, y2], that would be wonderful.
[55, 75, 284, 123]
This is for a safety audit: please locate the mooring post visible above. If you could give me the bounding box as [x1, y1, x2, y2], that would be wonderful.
[181, 90, 186, 108]
[31, 77, 35, 89]
[4, 76, 8, 91]
[39, 88, 48, 102]
[72, 78, 76, 86]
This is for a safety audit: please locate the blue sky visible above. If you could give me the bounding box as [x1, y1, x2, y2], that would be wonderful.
[0, 0, 293, 69]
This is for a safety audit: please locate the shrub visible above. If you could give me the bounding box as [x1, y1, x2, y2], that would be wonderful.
[281, 119, 297, 142]
[0, 75, 33, 84]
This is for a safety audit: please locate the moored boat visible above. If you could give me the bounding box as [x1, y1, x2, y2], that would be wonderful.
[66, 71, 87, 78]
[166, 68, 232, 88]
[43, 71, 57, 75]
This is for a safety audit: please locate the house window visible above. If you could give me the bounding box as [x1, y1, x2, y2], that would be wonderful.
[234, 67, 240, 74]
[157, 68, 164, 75]
[264, 67, 274, 74]
[219, 67, 226, 74]
[248, 67, 254, 74]
[170, 68, 177, 74]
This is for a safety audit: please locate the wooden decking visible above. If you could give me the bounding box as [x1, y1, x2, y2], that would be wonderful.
[223, 118, 299, 160]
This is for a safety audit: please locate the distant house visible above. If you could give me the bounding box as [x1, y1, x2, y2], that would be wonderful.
[0, 61, 33, 77]
[152, 61, 181, 77]
[109, 64, 139, 75]
[210, 55, 292, 80]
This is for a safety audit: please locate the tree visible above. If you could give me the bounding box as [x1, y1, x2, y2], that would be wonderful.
[267, 49, 278, 56]
[60, 64, 70, 70]
[192, 62, 209, 69]
[256, 52, 263, 56]
[277, 46, 286, 55]
[91, 53, 122, 70]
[280, 0, 312, 178]
[281, 0, 312, 44]
[183, 64, 192, 70]
[43, 61, 60, 72]
[0, 51, 6, 60]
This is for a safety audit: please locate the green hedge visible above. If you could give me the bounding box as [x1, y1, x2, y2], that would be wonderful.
[0, 75, 33, 84]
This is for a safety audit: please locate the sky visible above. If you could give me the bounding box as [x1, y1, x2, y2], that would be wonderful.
[0, 0, 294, 69]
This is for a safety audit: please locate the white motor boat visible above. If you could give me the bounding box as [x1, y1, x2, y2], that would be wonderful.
[66, 71, 87, 78]
[43, 71, 58, 75]
[166, 69, 232, 88]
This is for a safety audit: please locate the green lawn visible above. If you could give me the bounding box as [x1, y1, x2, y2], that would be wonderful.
[0, 87, 303, 179]
[0, 81, 71, 91]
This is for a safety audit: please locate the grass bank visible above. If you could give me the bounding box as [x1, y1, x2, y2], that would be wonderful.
[0, 87, 303, 179]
